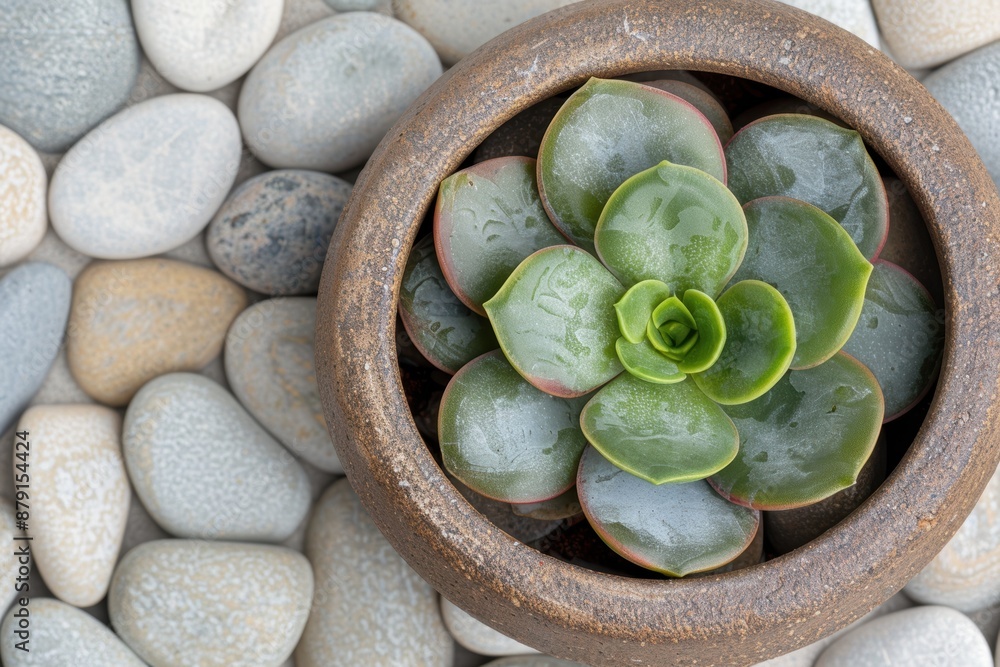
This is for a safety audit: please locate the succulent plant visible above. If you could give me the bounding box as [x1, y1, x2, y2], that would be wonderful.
[399, 77, 944, 577]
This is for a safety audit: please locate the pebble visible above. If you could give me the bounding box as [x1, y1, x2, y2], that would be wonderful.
[225, 298, 343, 472]
[325, 0, 392, 11]
[393, 0, 577, 65]
[49, 94, 242, 260]
[905, 464, 1000, 611]
[872, 0, 1000, 69]
[0, 499, 20, 614]
[1, 598, 146, 666]
[124, 373, 311, 541]
[0, 126, 47, 267]
[296, 479, 453, 666]
[132, 0, 284, 92]
[0, 263, 71, 434]
[441, 598, 538, 656]
[0, 0, 140, 153]
[922, 41, 1000, 189]
[66, 258, 247, 406]
[16, 405, 129, 607]
[815, 605, 992, 666]
[110, 539, 313, 667]
[207, 170, 352, 295]
[238, 13, 442, 171]
[275, 0, 336, 42]
[777, 0, 879, 47]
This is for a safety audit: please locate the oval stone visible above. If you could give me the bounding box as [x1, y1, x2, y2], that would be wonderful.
[110, 540, 313, 667]
[873, 0, 1000, 69]
[207, 170, 352, 295]
[66, 258, 247, 406]
[442, 598, 538, 657]
[0, 125, 47, 267]
[49, 94, 242, 259]
[238, 13, 442, 171]
[0, 0, 140, 153]
[123, 373, 311, 541]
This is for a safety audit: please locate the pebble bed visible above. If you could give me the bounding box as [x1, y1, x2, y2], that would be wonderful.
[0, 0, 998, 665]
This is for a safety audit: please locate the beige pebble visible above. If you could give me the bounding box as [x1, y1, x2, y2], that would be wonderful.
[0, 498, 21, 614]
[872, 0, 1000, 69]
[0, 124, 47, 267]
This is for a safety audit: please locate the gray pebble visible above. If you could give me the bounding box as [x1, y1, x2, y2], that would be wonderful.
[207, 170, 352, 295]
[324, 0, 392, 12]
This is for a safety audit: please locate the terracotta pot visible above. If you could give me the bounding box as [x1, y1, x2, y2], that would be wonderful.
[315, 0, 1000, 663]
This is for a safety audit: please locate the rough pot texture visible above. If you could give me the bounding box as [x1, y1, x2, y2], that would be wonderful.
[315, 1, 1000, 664]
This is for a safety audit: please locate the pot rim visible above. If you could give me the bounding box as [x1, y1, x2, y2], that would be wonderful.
[316, 0, 1000, 663]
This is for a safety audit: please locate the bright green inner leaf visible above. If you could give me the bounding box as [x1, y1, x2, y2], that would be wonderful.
[678, 289, 726, 374]
[693, 280, 796, 405]
[615, 337, 686, 384]
[440, 351, 590, 503]
[733, 197, 873, 369]
[595, 161, 747, 297]
[435, 156, 568, 314]
[660, 331, 699, 361]
[615, 279, 672, 344]
[577, 446, 759, 577]
[483, 245, 625, 398]
[538, 78, 727, 252]
[651, 296, 696, 330]
[661, 321, 693, 347]
[399, 236, 498, 373]
[580, 374, 739, 485]
[709, 352, 884, 510]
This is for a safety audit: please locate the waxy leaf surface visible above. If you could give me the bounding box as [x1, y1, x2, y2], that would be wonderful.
[615, 338, 686, 384]
[643, 79, 735, 144]
[710, 352, 884, 509]
[615, 279, 672, 344]
[678, 289, 726, 374]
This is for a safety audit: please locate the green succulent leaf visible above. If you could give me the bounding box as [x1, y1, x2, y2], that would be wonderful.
[678, 289, 726, 374]
[709, 351, 885, 510]
[577, 446, 760, 577]
[595, 161, 748, 296]
[615, 337, 686, 384]
[483, 245, 625, 397]
[434, 156, 568, 314]
[733, 197, 873, 369]
[399, 235, 498, 373]
[510, 486, 582, 520]
[439, 351, 589, 503]
[580, 374, 738, 484]
[842, 260, 944, 421]
[693, 280, 796, 405]
[615, 279, 672, 344]
[643, 79, 735, 144]
[725, 114, 888, 260]
[538, 78, 727, 252]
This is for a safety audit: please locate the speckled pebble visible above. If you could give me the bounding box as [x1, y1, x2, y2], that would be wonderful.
[124, 373, 311, 541]
[0, 126, 47, 267]
[66, 258, 247, 406]
[49, 94, 242, 259]
[441, 598, 538, 657]
[16, 405, 129, 607]
[815, 606, 992, 666]
[1, 598, 145, 666]
[777, 0, 879, 47]
[208, 170, 352, 294]
[923, 41, 1000, 189]
[225, 298, 343, 472]
[0, 263, 71, 434]
[296, 479, 453, 666]
[392, 0, 576, 65]
[0, 0, 140, 153]
[110, 539, 313, 667]
[239, 13, 442, 171]
[133, 0, 283, 92]
[873, 0, 1000, 69]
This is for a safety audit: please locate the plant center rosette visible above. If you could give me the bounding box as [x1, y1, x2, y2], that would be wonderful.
[399, 77, 944, 577]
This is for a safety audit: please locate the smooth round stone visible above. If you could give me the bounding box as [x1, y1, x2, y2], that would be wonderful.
[905, 464, 1000, 611]
[296, 479, 453, 666]
[1, 598, 145, 666]
[815, 606, 992, 666]
[225, 298, 343, 472]
[0, 0, 140, 153]
[0, 126, 47, 267]
[110, 539, 313, 667]
[324, 0, 391, 11]
[0, 499, 19, 614]
[776, 0, 879, 47]
[133, 0, 284, 92]
[872, 0, 1000, 69]
[207, 170, 352, 294]
[123, 373, 311, 541]
[66, 258, 247, 406]
[49, 94, 242, 260]
[0, 263, 71, 434]
[923, 42, 1000, 189]
[17, 405, 129, 607]
[441, 598, 537, 657]
[239, 13, 442, 171]
[393, 0, 576, 65]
